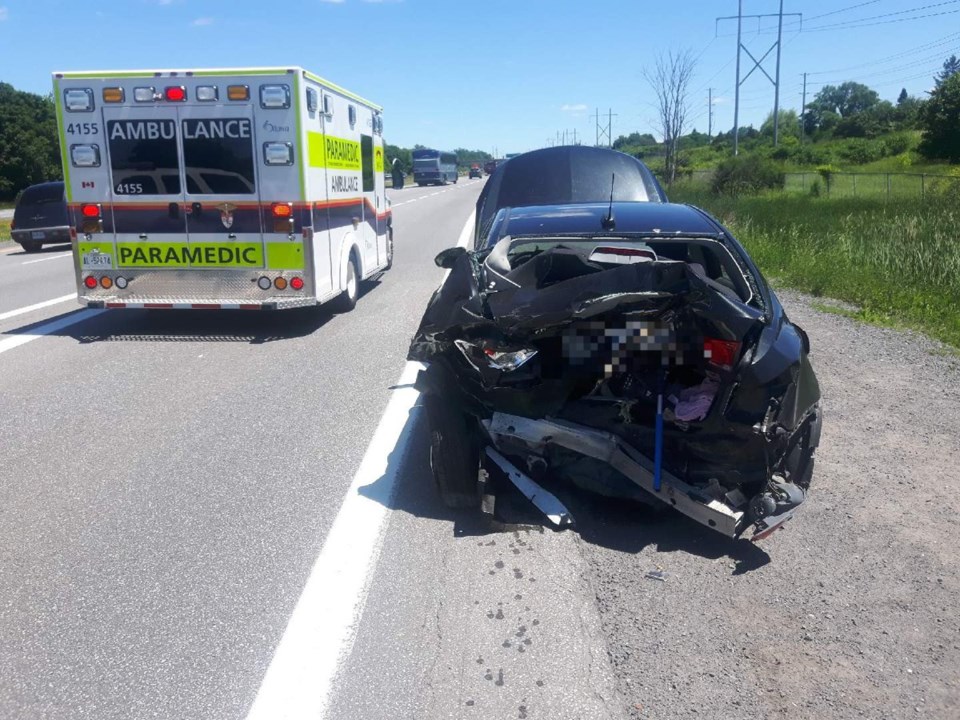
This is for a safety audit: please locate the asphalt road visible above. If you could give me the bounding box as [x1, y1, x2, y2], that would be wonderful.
[3, 179, 959, 720]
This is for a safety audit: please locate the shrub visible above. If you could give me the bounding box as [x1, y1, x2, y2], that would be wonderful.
[710, 155, 785, 196]
[836, 138, 884, 164]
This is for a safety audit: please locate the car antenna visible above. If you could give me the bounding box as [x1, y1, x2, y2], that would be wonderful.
[601, 173, 616, 230]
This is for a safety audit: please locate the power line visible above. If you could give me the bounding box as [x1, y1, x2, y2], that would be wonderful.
[802, 1, 960, 31]
[806, 30, 960, 75]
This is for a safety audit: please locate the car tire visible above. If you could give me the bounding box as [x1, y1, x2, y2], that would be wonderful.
[20, 240, 42, 253]
[418, 182, 426, 187]
[424, 393, 480, 509]
[453, 176, 458, 184]
[332, 254, 359, 312]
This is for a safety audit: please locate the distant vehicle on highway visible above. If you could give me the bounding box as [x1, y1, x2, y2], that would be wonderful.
[483, 159, 501, 175]
[412, 148, 458, 186]
[11, 181, 70, 253]
[468, 164, 482, 179]
[409, 146, 822, 543]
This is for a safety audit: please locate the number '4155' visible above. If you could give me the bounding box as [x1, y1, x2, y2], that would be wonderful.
[67, 123, 99, 135]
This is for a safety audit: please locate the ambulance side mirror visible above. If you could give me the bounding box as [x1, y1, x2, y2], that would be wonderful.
[435, 246, 467, 269]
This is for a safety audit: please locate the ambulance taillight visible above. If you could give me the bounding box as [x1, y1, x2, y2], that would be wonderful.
[271, 203, 294, 233]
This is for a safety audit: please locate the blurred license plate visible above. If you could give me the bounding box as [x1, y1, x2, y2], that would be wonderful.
[31, 231, 45, 240]
[83, 253, 112, 268]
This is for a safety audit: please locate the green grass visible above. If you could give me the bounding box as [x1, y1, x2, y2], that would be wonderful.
[0, 218, 11, 241]
[669, 188, 960, 348]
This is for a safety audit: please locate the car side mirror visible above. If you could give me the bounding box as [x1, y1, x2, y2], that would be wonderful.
[434, 246, 467, 269]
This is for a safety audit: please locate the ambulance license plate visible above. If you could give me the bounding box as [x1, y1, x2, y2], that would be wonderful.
[83, 253, 112, 268]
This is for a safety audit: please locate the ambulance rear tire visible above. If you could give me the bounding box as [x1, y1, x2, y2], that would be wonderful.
[385, 227, 394, 270]
[333, 255, 359, 312]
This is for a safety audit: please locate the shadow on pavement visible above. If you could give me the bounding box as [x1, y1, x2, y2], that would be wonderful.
[5, 282, 390, 344]
[2, 243, 72, 257]
[358, 404, 770, 573]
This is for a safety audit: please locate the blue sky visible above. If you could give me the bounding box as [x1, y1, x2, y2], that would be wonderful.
[1, 1, 957, 154]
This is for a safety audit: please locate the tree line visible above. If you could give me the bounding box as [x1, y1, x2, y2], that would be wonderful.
[620, 53, 960, 179]
[0, 83, 62, 201]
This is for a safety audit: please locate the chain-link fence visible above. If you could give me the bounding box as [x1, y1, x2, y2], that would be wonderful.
[681, 169, 959, 200]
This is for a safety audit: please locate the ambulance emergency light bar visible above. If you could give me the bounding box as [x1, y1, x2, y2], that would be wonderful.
[64, 84, 267, 108]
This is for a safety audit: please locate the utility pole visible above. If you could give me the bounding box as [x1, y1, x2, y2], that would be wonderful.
[800, 72, 808, 145]
[733, 0, 742, 155]
[773, 0, 784, 145]
[708, 88, 714, 139]
[572, 128, 578, 145]
[607, 109, 616, 148]
[717, 1, 801, 154]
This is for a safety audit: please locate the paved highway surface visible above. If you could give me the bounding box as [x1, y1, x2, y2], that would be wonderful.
[3, 178, 959, 720]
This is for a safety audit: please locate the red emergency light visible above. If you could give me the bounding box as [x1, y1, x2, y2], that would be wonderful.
[272, 203, 293, 218]
[164, 86, 187, 102]
[81, 204, 100, 218]
[83, 276, 98, 289]
[290, 276, 304, 291]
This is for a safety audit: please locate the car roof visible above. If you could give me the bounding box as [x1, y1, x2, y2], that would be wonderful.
[488, 202, 720, 244]
[21, 181, 64, 192]
[475, 146, 668, 240]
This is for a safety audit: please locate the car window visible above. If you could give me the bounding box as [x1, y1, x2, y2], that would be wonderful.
[18, 184, 64, 206]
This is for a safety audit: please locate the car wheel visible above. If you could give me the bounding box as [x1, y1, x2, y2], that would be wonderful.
[453, 176, 458, 184]
[20, 240, 42, 253]
[333, 254, 359, 312]
[424, 393, 480, 509]
[418, 182, 426, 187]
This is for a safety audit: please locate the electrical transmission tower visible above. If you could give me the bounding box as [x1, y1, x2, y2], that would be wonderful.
[593, 108, 617, 148]
[716, 1, 801, 154]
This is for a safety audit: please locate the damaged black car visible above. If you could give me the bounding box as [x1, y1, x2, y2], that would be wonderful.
[408, 147, 821, 542]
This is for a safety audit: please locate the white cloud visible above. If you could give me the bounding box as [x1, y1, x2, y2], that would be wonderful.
[561, 103, 588, 113]
[191, 16, 214, 26]
[0, 7, 8, 21]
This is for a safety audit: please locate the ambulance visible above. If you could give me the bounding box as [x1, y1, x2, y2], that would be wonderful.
[52, 67, 392, 311]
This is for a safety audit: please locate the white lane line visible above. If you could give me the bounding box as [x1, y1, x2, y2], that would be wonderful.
[246, 211, 475, 720]
[0, 293, 77, 322]
[0, 308, 102, 356]
[21, 252, 72, 266]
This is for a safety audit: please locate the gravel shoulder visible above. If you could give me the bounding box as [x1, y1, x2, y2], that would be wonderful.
[577, 287, 960, 719]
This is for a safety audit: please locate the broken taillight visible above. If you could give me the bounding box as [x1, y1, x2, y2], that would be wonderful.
[704, 338, 741, 370]
[455, 340, 537, 372]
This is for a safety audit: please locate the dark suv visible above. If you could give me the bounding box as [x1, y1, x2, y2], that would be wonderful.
[11, 181, 70, 253]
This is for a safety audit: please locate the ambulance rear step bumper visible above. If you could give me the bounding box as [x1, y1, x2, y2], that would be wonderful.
[83, 296, 318, 310]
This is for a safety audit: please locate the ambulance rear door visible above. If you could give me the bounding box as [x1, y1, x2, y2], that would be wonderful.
[177, 106, 263, 263]
[101, 106, 187, 251]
